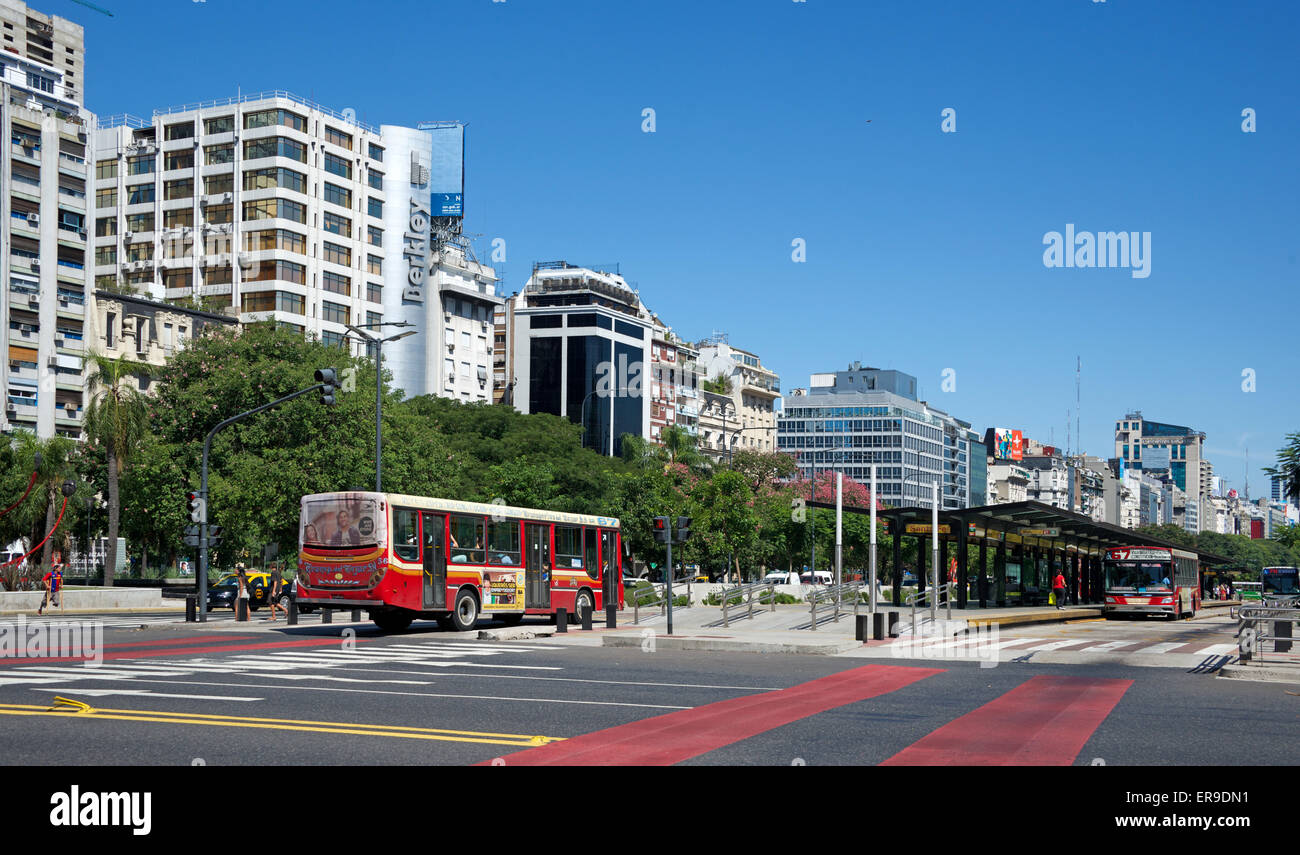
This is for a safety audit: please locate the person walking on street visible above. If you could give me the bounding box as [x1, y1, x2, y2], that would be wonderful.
[1052, 568, 1067, 611]
[267, 564, 285, 621]
[38, 556, 64, 615]
[236, 565, 250, 621]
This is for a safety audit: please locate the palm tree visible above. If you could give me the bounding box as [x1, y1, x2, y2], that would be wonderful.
[82, 354, 150, 586]
[1266, 432, 1300, 506]
[660, 424, 703, 469]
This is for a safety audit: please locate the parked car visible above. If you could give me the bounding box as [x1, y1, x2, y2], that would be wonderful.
[207, 571, 274, 611]
[278, 578, 316, 614]
[763, 571, 801, 585]
[799, 570, 834, 586]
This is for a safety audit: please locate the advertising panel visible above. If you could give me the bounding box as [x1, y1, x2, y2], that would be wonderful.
[426, 122, 464, 217]
[1142, 446, 1171, 470]
[992, 428, 1023, 460]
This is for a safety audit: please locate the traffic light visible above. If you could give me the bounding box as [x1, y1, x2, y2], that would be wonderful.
[183, 525, 201, 548]
[315, 367, 338, 406]
[652, 516, 670, 544]
[187, 491, 206, 524]
[676, 515, 692, 543]
[206, 524, 223, 550]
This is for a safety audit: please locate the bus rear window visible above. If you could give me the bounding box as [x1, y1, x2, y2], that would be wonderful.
[302, 495, 381, 548]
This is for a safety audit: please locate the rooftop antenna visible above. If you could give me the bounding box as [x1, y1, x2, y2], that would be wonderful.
[1076, 356, 1081, 459]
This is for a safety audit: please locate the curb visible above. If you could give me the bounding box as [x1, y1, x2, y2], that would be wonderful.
[601, 633, 860, 655]
[0, 608, 186, 617]
[967, 609, 1103, 629]
[1216, 663, 1300, 685]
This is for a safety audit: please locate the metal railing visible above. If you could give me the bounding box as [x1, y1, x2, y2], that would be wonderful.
[629, 583, 666, 625]
[808, 582, 862, 630]
[712, 582, 777, 628]
[905, 583, 954, 634]
[152, 90, 378, 133]
[1233, 605, 1299, 663]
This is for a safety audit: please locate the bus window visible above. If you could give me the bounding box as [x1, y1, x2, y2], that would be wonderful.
[555, 526, 583, 569]
[487, 519, 521, 565]
[449, 515, 485, 564]
[393, 509, 420, 562]
[601, 529, 616, 580]
[584, 528, 599, 580]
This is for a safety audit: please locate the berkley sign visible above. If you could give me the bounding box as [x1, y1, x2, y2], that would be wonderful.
[403, 199, 431, 303]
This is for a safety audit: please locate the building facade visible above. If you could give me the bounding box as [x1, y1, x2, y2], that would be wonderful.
[1, 0, 90, 438]
[87, 290, 236, 389]
[697, 336, 780, 456]
[1115, 412, 1211, 532]
[648, 319, 701, 443]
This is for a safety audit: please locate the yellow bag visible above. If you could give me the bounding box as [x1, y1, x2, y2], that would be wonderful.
[1048, 591, 1056, 605]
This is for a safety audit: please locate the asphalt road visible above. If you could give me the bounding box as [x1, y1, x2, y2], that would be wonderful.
[1, 615, 1296, 766]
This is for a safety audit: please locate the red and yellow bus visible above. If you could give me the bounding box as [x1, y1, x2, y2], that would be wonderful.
[1102, 545, 1200, 620]
[295, 492, 623, 632]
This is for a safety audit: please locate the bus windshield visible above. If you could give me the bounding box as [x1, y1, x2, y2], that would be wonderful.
[1262, 570, 1299, 596]
[1105, 562, 1172, 591]
[301, 494, 383, 548]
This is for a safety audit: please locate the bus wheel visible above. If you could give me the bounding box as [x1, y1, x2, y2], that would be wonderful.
[574, 589, 593, 621]
[451, 589, 479, 632]
[372, 610, 413, 633]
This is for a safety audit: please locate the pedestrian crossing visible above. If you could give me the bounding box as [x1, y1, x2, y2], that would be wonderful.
[0, 639, 562, 687]
[882, 632, 1239, 661]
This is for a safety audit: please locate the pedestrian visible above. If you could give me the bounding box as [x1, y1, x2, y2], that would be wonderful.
[1052, 567, 1067, 610]
[267, 563, 285, 622]
[236, 564, 250, 620]
[38, 555, 64, 616]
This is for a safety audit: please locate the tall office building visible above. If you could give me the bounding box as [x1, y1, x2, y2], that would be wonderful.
[91, 95, 497, 400]
[1114, 412, 1211, 532]
[777, 363, 974, 510]
[506, 262, 653, 456]
[0, 0, 91, 438]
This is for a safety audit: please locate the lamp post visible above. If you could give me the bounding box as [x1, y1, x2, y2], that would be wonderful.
[345, 322, 417, 492]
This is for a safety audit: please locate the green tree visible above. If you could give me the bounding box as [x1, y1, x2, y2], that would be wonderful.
[83, 354, 150, 585]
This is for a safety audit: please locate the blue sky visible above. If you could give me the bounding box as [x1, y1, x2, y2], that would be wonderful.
[63, 0, 1299, 494]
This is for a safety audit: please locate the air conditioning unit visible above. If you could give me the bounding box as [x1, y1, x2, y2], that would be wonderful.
[199, 198, 208, 208]
[48, 356, 59, 368]
[19, 324, 33, 334]
[27, 296, 39, 307]
[26, 212, 39, 225]
[444, 313, 452, 322]
[55, 336, 65, 346]
[8, 361, 19, 370]
[124, 231, 133, 240]
[6, 403, 16, 413]
[30, 260, 39, 271]
[222, 193, 232, 203]
[447, 343, 454, 352]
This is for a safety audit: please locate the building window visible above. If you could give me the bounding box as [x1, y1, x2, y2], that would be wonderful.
[105, 312, 115, 348]
[164, 122, 195, 141]
[321, 330, 346, 349]
[366, 282, 382, 303]
[204, 143, 234, 165]
[95, 159, 117, 180]
[95, 187, 117, 209]
[367, 255, 382, 276]
[368, 143, 384, 162]
[323, 152, 352, 180]
[244, 228, 306, 255]
[204, 173, 233, 195]
[323, 182, 352, 209]
[322, 211, 351, 237]
[163, 207, 194, 229]
[367, 225, 382, 247]
[321, 300, 349, 324]
[243, 109, 307, 133]
[94, 245, 116, 266]
[204, 203, 232, 224]
[204, 115, 235, 135]
[126, 184, 155, 205]
[243, 166, 306, 194]
[125, 212, 154, 233]
[324, 126, 353, 150]
[95, 217, 117, 237]
[242, 136, 306, 163]
[163, 178, 193, 200]
[164, 150, 194, 171]
[368, 169, 383, 190]
[245, 259, 306, 285]
[322, 270, 351, 296]
[126, 242, 153, 262]
[322, 241, 351, 267]
[243, 198, 306, 224]
[163, 269, 193, 290]
[367, 197, 382, 218]
[127, 155, 156, 176]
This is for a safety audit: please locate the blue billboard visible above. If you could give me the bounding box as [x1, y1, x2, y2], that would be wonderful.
[425, 122, 464, 217]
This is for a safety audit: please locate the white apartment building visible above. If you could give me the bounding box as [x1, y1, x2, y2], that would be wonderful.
[697, 336, 780, 455]
[987, 461, 1030, 504]
[91, 94, 497, 401]
[0, 0, 91, 438]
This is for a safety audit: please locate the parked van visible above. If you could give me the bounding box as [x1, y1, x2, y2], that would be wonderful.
[800, 570, 834, 585]
[762, 571, 800, 585]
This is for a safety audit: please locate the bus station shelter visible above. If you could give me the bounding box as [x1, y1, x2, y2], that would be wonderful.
[812, 499, 1230, 610]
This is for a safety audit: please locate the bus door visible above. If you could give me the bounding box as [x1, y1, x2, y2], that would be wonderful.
[524, 523, 550, 609]
[422, 512, 447, 610]
[600, 529, 618, 609]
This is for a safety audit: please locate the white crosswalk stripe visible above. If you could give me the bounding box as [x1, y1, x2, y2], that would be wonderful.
[1078, 640, 1139, 653]
[1018, 639, 1088, 652]
[1194, 643, 1238, 656]
[1134, 642, 1185, 655]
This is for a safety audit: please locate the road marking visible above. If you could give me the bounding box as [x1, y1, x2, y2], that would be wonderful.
[1134, 642, 1185, 655]
[1194, 643, 1238, 655]
[1079, 640, 1138, 653]
[46, 678, 693, 709]
[31, 688, 263, 701]
[881, 675, 1133, 766]
[0, 701, 563, 746]
[1019, 640, 1088, 652]
[487, 664, 943, 766]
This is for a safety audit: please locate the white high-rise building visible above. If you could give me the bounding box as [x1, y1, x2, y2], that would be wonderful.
[91, 94, 498, 400]
[0, 0, 91, 438]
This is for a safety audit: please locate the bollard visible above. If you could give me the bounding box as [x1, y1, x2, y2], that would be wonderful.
[185, 595, 196, 623]
[855, 614, 868, 641]
[557, 607, 568, 633]
[873, 611, 886, 641]
[287, 599, 298, 626]
[351, 608, 361, 623]
[322, 609, 332, 624]
[581, 604, 592, 631]
[606, 603, 617, 630]
[236, 598, 248, 622]
[1275, 619, 1293, 654]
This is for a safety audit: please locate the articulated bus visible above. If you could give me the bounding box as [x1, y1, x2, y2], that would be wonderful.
[1261, 566, 1300, 604]
[1102, 545, 1200, 620]
[295, 492, 623, 632]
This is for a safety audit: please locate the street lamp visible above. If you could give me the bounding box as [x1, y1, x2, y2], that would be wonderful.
[345, 322, 417, 493]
